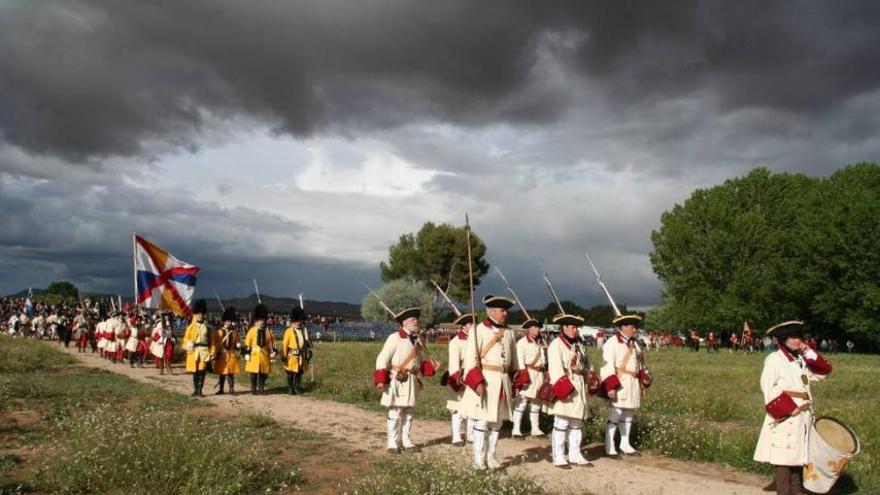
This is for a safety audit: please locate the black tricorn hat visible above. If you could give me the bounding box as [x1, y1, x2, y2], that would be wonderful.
[453, 313, 475, 326]
[613, 314, 642, 327]
[552, 313, 584, 326]
[521, 318, 542, 329]
[767, 320, 805, 339]
[290, 307, 306, 322]
[482, 294, 515, 310]
[252, 303, 269, 321]
[222, 307, 237, 322]
[394, 307, 421, 323]
[192, 299, 207, 315]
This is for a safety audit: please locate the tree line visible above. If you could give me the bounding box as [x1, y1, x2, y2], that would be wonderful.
[648, 163, 880, 349]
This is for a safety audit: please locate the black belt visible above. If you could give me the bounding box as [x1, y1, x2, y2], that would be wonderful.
[193, 343, 209, 347]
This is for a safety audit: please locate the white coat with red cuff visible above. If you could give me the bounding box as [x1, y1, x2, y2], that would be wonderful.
[599, 333, 643, 409]
[753, 347, 831, 466]
[515, 335, 546, 400]
[547, 334, 594, 420]
[446, 331, 468, 411]
[373, 328, 436, 408]
[457, 319, 517, 423]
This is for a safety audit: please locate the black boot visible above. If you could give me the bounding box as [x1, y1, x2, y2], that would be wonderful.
[228, 375, 235, 394]
[294, 372, 302, 395]
[251, 374, 258, 395]
[217, 375, 226, 395]
[259, 373, 267, 394]
[287, 372, 295, 395]
[192, 373, 199, 397]
[196, 371, 206, 397]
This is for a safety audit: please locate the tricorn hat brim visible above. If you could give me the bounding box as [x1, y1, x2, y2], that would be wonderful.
[521, 318, 542, 329]
[767, 320, 805, 338]
[482, 294, 515, 310]
[552, 313, 584, 326]
[394, 307, 421, 323]
[453, 313, 475, 326]
[613, 314, 642, 327]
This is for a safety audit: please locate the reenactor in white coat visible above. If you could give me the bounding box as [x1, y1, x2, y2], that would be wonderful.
[600, 314, 648, 458]
[445, 313, 475, 446]
[459, 295, 518, 470]
[373, 307, 436, 454]
[511, 318, 547, 438]
[96, 317, 107, 356]
[753, 321, 832, 495]
[546, 313, 598, 468]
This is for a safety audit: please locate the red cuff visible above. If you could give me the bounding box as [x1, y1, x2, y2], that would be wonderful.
[765, 392, 798, 420]
[805, 353, 832, 375]
[513, 369, 532, 390]
[602, 374, 622, 392]
[464, 367, 485, 391]
[421, 360, 437, 377]
[374, 369, 390, 385]
[587, 370, 601, 396]
[447, 370, 463, 392]
[552, 376, 576, 401]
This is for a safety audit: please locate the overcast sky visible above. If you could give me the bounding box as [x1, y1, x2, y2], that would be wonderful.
[2, 1, 879, 308]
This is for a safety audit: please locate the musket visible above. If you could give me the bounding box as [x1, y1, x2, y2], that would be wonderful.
[362, 283, 396, 318]
[213, 291, 225, 312]
[584, 252, 622, 317]
[494, 266, 531, 321]
[430, 279, 462, 318]
[464, 214, 480, 373]
[253, 279, 262, 305]
[540, 260, 565, 315]
[298, 293, 304, 310]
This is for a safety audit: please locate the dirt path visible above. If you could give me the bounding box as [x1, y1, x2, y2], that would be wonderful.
[58, 346, 770, 495]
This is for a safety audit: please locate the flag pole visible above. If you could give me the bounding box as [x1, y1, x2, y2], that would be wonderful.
[132, 234, 138, 308]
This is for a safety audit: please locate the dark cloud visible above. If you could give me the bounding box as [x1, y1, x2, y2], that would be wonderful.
[2, 1, 879, 161]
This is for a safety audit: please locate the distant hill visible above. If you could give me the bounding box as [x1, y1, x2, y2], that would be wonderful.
[4, 289, 361, 320]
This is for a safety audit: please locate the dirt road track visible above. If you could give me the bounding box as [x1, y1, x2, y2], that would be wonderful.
[58, 346, 770, 495]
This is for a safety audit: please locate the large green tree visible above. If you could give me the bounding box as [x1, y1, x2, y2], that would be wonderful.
[651, 164, 880, 347]
[46, 281, 79, 302]
[379, 222, 489, 302]
[650, 168, 820, 333]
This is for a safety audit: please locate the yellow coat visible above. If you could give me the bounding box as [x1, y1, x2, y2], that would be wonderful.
[183, 320, 212, 372]
[281, 326, 309, 373]
[210, 328, 240, 375]
[243, 325, 275, 374]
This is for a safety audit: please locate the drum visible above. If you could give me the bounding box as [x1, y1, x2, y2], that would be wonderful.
[803, 417, 860, 494]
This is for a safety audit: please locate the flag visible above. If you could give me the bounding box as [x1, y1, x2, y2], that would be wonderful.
[134, 235, 199, 316]
[24, 288, 34, 317]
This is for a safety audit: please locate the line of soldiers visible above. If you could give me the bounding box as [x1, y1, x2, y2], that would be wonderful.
[181, 300, 312, 397]
[374, 294, 649, 470]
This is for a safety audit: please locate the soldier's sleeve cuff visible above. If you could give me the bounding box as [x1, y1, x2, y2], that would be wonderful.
[421, 360, 437, 377]
[513, 369, 531, 390]
[765, 392, 798, 420]
[552, 375, 576, 400]
[374, 369, 390, 385]
[602, 375, 622, 392]
[464, 367, 485, 391]
[804, 352, 832, 375]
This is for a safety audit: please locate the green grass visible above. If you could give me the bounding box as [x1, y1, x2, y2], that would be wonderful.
[344, 458, 545, 495]
[294, 342, 879, 493]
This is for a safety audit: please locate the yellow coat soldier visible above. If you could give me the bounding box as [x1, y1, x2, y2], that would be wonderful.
[211, 307, 241, 395]
[445, 313, 475, 446]
[547, 313, 596, 468]
[282, 307, 310, 395]
[459, 295, 518, 471]
[512, 318, 548, 438]
[243, 303, 274, 394]
[182, 299, 212, 397]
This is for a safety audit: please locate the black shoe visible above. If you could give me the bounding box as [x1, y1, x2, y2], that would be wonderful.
[554, 464, 572, 470]
[386, 447, 401, 455]
[623, 451, 641, 457]
[606, 453, 621, 460]
[451, 440, 465, 446]
[217, 390, 225, 395]
[403, 445, 421, 453]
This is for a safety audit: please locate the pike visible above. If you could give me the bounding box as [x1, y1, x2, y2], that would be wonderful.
[253, 279, 262, 305]
[494, 266, 531, 320]
[362, 282, 396, 318]
[430, 279, 462, 318]
[585, 251, 622, 317]
[298, 293, 304, 310]
[213, 291, 225, 312]
[540, 259, 565, 315]
[464, 214, 481, 378]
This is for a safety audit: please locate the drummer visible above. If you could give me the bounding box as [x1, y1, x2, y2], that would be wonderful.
[753, 321, 832, 495]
